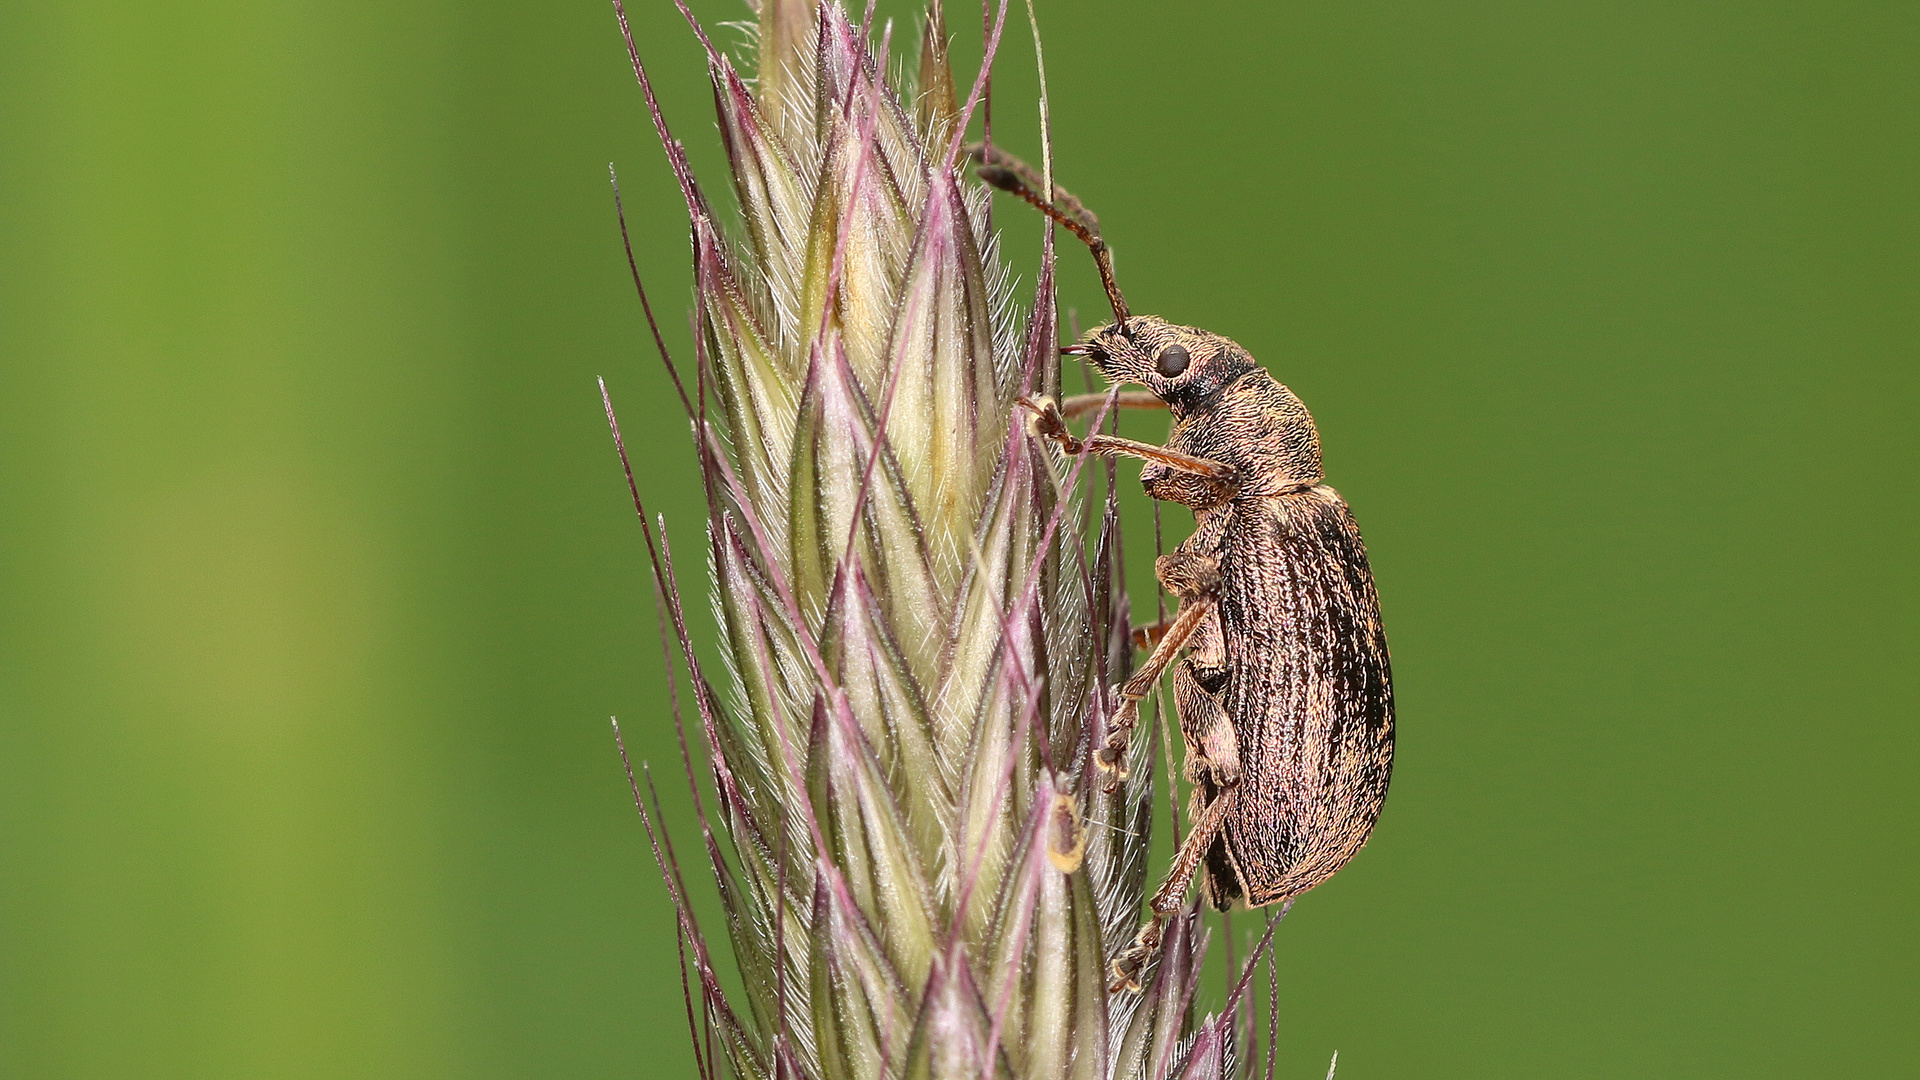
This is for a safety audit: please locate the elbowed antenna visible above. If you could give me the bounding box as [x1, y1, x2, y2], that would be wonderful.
[966, 144, 1130, 324]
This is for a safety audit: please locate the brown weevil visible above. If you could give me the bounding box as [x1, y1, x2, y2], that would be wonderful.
[973, 146, 1395, 993]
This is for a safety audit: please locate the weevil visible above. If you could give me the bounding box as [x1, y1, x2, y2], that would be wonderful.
[973, 146, 1395, 993]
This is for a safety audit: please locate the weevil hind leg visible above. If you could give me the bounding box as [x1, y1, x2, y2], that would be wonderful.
[1110, 659, 1243, 993]
[1108, 783, 1239, 992]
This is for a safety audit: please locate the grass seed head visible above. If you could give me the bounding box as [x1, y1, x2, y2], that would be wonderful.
[620, 2, 1279, 1077]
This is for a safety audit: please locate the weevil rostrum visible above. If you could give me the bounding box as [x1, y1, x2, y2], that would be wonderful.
[972, 146, 1395, 993]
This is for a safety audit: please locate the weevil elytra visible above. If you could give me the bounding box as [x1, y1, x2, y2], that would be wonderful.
[973, 145, 1395, 993]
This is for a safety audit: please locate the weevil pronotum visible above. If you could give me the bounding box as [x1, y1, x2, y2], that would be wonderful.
[972, 146, 1395, 993]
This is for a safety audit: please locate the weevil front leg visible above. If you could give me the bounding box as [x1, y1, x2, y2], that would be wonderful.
[1096, 552, 1222, 790]
[1020, 396, 1238, 495]
[1109, 660, 1242, 993]
[1055, 390, 1166, 421]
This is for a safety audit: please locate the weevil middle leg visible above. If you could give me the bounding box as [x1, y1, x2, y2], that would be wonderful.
[1096, 551, 1221, 786]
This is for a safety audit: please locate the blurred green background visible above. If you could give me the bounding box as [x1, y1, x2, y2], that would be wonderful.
[3, 0, 1914, 1076]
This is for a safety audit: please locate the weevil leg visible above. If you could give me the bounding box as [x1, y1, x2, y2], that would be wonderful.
[1080, 434, 1236, 483]
[1109, 739, 1242, 992]
[1098, 598, 1212, 788]
[1174, 662, 1240, 791]
[1098, 553, 1222, 790]
[1110, 661, 1241, 992]
[1020, 397, 1237, 486]
[1056, 390, 1165, 421]
[1173, 662, 1247, 911]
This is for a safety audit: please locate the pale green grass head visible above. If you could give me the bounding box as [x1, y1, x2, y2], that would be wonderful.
[605, 2, 1286, 1077]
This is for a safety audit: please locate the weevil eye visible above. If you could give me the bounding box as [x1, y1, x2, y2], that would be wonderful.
[1155, 344, 1191, 377]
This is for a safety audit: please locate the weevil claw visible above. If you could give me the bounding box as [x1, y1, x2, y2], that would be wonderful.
[1096, 742, 1128, 794]
[1016, 395, 1080, 451]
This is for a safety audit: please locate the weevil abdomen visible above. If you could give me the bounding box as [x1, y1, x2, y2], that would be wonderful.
[1208, 485, 1394, 907]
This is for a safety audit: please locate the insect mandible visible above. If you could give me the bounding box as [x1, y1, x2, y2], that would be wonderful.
[972, 146, 1395, 994]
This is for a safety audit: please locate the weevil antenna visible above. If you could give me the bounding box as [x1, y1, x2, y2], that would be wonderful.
[967, 144, 1129, 324]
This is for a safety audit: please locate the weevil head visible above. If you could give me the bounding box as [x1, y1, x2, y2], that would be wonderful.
[1070, 316, 1259, 419]
[1068, 314, 1327, 494]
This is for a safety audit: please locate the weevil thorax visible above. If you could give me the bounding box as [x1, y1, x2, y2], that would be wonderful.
[1085, 315, 1325, 495]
